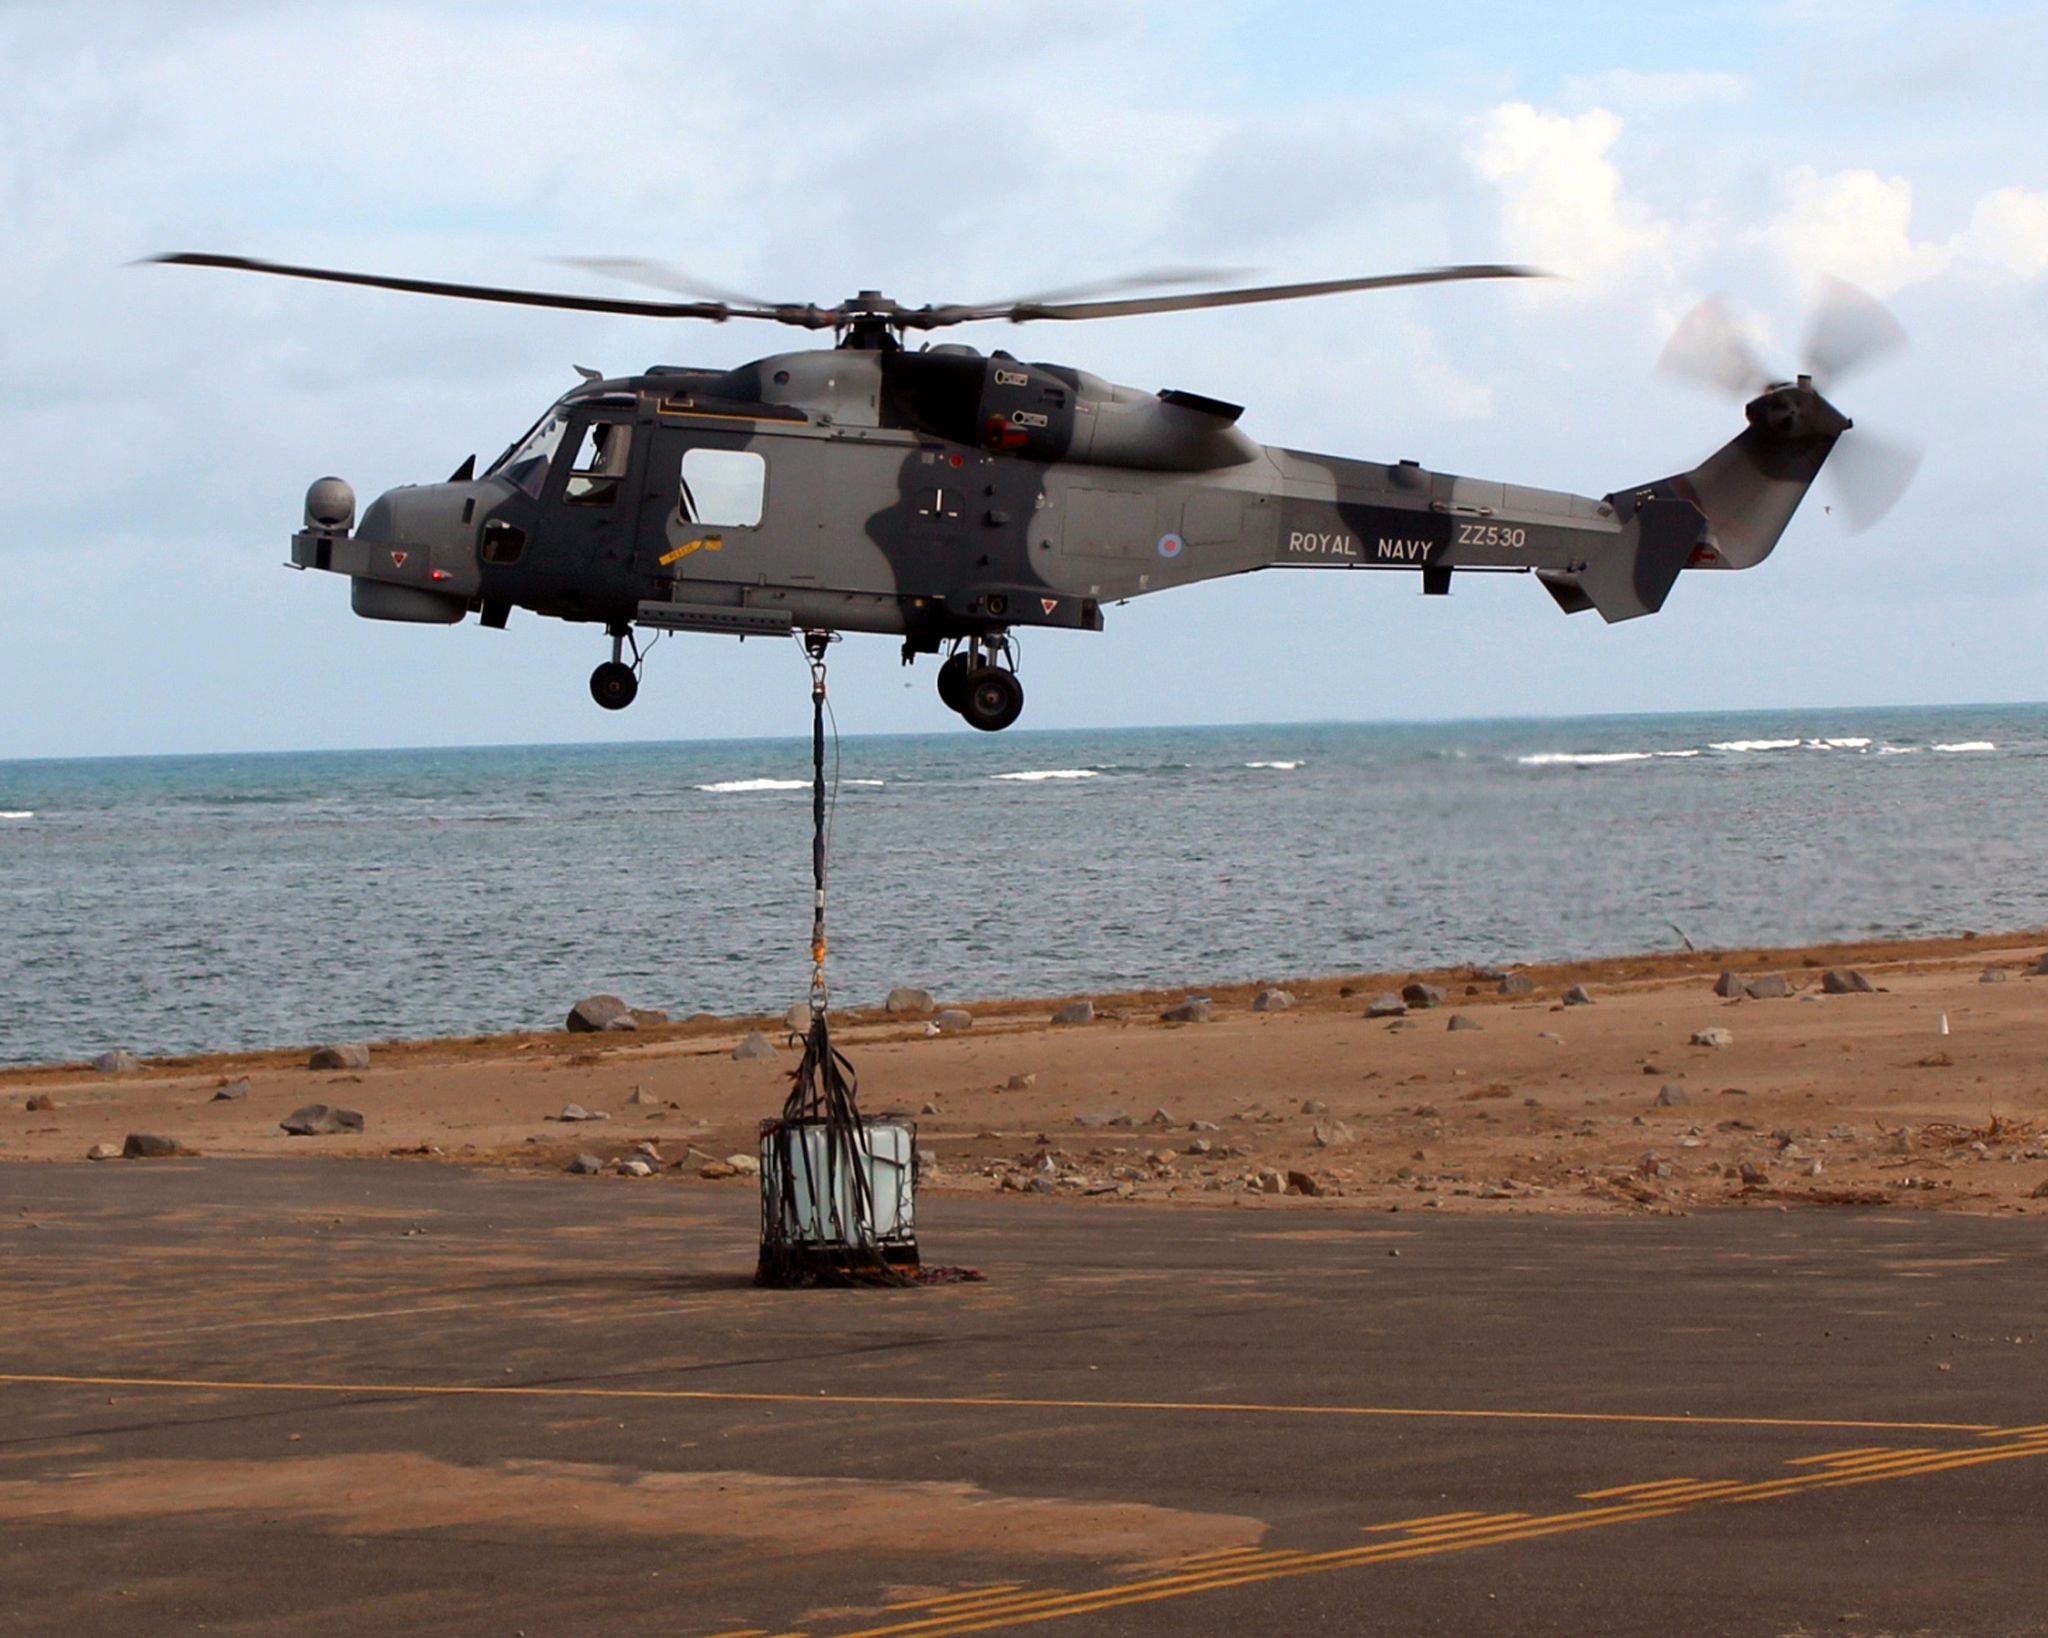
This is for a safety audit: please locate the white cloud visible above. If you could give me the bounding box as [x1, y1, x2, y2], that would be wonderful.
[1467, 104, 1669, 287]
[1762, 167, 2048, 295]
[1760, 167, 1946, 297]
[1953, 186, 2048, 280]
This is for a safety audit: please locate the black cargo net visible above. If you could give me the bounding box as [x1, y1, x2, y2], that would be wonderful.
[755, 634, 917, 1287]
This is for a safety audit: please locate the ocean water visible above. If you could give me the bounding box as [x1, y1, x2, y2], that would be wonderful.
[2, 706, 2045, 1067]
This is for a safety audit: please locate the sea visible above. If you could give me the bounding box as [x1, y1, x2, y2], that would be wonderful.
[2, 705, 2045, 1068]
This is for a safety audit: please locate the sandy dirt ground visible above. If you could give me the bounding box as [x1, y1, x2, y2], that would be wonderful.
[8, 931, 2048, 1216]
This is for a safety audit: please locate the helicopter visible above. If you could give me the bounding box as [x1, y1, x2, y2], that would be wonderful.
[155, 252, 1917, 731]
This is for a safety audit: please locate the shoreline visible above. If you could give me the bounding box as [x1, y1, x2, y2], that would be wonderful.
[7, 926, 2048, 1218]
[5, 926, 2043, 1085]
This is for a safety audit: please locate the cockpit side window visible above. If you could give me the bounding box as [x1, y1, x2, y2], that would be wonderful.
[564, 422, 633, 506]
[493, 410, 571, 500]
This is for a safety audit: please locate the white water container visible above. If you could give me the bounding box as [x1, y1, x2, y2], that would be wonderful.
[758, 1117, 918, 1277]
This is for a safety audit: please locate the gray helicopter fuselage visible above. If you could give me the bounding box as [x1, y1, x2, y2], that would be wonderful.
[296, 339, 1839, 653]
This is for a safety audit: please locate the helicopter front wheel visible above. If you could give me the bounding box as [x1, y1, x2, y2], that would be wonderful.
[959, 666, 1024, 732]
[590, 661, 638, 710]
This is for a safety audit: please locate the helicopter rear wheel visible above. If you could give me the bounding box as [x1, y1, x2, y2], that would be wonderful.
[959, 666, 1024, 732]
[590, 660, 639, 710]
[935, 653, 972, 713]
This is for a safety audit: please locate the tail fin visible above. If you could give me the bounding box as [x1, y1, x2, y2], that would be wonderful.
[1544, 378, 1846, 622]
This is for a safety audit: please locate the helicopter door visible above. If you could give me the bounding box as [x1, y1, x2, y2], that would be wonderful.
[542, 414, 642, 587]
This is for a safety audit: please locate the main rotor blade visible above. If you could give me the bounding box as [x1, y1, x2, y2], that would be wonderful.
[145, 252, 820, 324]
[926, 263, 1544, 325]
[980, 265, 1258, 308]
[551, 256, 791, 310]
[1828, 427, 1923, 532]
[1657, 295, 1774, 400]
[1802, 276, 1907, 391]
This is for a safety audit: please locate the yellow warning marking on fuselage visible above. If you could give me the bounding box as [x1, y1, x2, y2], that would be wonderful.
[0, 1373, 1999, 1437]
[659, 535, 723, 566]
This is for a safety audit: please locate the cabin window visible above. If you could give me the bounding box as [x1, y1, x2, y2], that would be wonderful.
[564, 422, 633, 506]
[678, 448, 766, 528]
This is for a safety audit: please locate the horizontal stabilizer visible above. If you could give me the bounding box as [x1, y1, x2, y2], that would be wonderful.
[1539, 496, 1706, 623]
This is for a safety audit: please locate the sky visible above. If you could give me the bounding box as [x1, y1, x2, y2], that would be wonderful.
[2, 0, 2045, 757]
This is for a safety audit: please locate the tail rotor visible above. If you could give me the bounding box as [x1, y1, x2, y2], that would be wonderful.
[1658, 278, 1922, 532]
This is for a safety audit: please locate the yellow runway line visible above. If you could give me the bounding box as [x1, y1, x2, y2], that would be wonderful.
[0, 1372, 2004, 1437]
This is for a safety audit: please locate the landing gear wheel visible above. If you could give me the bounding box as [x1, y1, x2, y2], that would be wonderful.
[590, 661, 639, 711]
[936, 653, 972, 713]
[959, 666, 1024, 732]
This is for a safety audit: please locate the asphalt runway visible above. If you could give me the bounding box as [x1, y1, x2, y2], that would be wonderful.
[2, 1161, 2044, 1637]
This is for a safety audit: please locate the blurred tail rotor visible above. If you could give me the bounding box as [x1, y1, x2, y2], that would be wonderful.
[1658, 278, 1922, 532]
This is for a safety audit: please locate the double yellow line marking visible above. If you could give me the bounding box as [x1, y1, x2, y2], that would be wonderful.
[795, 1426, 2048, 1637]
[4, 1371, 2041, 1637]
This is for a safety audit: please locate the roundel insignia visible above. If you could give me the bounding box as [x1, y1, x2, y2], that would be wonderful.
[1157, 533, 1184, 559]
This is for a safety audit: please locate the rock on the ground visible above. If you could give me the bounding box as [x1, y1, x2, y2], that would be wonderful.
[308, 1043, 371, 1071]
[1251, 988, 1295, 1012]
[884, 987, 935, 1015]
[1447, 1013, 1483, 1032]
[1980, 968, 2010, 983]
[628, 1009, 669, 1029]
[566, 995, 636, 1033]
[1737, 1161, 1769, 1185]
[2031, 1178, 2048, 1199]
[91, 1050, 140, 1075]
[1312, 1119, 1355, 1148]
[551, 1103, 609, 1123]
[1822, 968, 1875, 995]
[1051, 1000, 1094, 1025]
[724, 1153, 760, 1176]
[732, 1032, 777, 1061]
[1301, 1098, 1327, 1114]
[1655, 1084, 1692, 1107]
[24, 1093, 55, 1112]
[1714, 971, 1748, 998]
[1257, 1169, 1286, 1194]
[1285, 1170, 1321, 1196]
[1563, 984, 1595, 1006]
[279, 1104, 365, 1136]
[783, 1003, 814, 1034]
[617, 1158, 654, 1178]
[1498, 972, 1535, 995]
[211, 1080, 251, 1102]
[933, 1008, 975, 1032]
[1691, 1027, 1735, 1049]
[1364, 992, 1407, 1019]
[565, 1153, 603, 1175]
[626, 1086, 659, 1105]
[85, 1142, 120, 1161]
[1745, 974, 1792, 999]
[1005, 1073, 1037, 1091]
[1161, 999, 1213, 1024]
[1401, 983, 1445, 1009]
[122, 1132, 189, 1158]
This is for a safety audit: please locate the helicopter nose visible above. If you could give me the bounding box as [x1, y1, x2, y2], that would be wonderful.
[342, 482, 484, 622]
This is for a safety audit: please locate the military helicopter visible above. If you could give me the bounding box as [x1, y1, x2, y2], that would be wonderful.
[155, 252, 1916, 731]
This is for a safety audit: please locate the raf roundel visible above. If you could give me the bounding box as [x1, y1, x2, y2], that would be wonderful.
[1157, 533, 1185, 560]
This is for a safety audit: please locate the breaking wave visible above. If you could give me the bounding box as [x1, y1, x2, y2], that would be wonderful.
[697, 778, 810, 793]
[1934, 741, 1997, 752]
[991, 769, 1099, 782]
[0, 811, 32, 820]
[1245, 760, 1302, 770]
